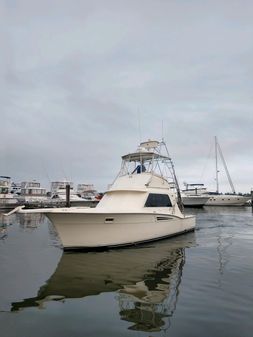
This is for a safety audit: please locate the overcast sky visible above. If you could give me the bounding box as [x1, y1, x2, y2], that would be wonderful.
[1, 0, 253, 193]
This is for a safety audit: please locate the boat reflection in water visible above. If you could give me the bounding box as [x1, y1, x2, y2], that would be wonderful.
[117, 248, 185, 332]
[17, 213, 45, 229]
[11, 233, 195, 332]
[0, 214, 9, 240]
[0, 213, 45, 241]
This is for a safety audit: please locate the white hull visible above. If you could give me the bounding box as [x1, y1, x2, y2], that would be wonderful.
[47, 211, 195, 249]
[205, 194, 250, 206]
[182, 195, 209, 207]
[0, 199, 19, 210]
[0, 195, 19, 210]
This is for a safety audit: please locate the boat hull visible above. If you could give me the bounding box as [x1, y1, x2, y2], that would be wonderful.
[205, 195, 250, 206]
[46, 212, 195, 249]
[0, 198, 19, 211]
[182, 196, 209, 208]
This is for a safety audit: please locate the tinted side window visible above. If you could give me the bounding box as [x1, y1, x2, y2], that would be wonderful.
[144, 193, 172, 207]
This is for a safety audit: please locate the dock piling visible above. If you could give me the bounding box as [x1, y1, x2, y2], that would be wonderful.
[66, 184, 71, 207]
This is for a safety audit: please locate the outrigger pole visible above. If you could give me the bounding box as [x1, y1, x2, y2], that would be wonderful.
[162, 140, 184, 213]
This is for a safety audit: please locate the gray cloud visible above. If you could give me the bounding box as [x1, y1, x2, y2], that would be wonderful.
[1, 0, 253, 192]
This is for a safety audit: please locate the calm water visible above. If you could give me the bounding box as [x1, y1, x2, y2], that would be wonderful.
[0, 207, 253, 337]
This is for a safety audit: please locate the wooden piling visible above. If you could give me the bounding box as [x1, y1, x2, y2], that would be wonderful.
[66, 184, 71, 207]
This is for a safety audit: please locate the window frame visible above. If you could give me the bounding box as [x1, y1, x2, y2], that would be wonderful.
[144, 193, 172, 207]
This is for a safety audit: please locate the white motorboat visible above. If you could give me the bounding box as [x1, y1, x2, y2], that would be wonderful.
[0, 176, 19, 211]
[76, 183, 98, 200]
[51, 181, 84, 201]
[50, 181, 97, 206]
[19, 140, 195, 249]
[181, 192, 209, 208]
[51, 181, 74, 199]
[17, 181, 48, 204]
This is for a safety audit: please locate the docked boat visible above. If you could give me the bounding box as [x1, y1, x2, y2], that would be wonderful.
[205, 137, 251, 206]
[183, 182, 250, 206]
[205, 192, 251, 206]
[183, 137, 251, 206]
[76, 183, 98, 200]
[0, 176, 19, 211]
[19, 140, 195, 249]
[181, 192, 209, 208]
[17, 181, 48, 205]
[182, 137, 251, 206]
[50, 181, 97, 206]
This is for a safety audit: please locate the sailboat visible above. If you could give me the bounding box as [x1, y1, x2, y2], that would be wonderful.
[184, 137, 250, 206]
[204, 137, 250, 206]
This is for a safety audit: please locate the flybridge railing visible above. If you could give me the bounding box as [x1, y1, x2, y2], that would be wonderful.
[160, 141, 184, 212]
[119, 156, 173, 179]
[118, 142, 179, 182]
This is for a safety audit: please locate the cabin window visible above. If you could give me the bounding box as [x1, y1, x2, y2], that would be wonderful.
[144, 193, 172, 207]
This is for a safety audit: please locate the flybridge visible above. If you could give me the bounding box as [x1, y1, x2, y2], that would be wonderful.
[119, 140, 174, 179]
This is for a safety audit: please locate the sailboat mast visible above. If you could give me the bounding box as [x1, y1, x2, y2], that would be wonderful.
[216, 140, 236, 194]
[215, 136, 219, 193]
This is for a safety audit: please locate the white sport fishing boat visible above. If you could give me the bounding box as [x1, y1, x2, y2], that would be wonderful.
[19, 140, 195, 249]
